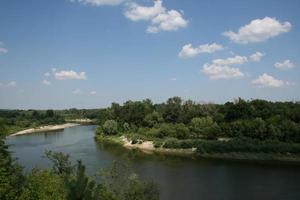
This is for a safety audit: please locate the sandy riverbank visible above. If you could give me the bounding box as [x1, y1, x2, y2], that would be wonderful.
[9, 123, 80, 137]
[120, 136, 196, 155]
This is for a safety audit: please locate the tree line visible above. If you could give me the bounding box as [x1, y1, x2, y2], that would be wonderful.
[95, 97, 300, 154]
[95, 97, 300, 143]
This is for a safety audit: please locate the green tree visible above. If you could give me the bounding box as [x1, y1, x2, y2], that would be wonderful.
[162, 97, 182, 123]
[144, 111, 163, 127]
[19, 169, 67, 200]
[0, 122, 24, 200]
[102, 120, 118, 135]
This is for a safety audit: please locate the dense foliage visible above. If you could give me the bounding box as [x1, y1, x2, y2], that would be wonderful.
[0, 109, 65, 134]
[95, 97, 300, 154]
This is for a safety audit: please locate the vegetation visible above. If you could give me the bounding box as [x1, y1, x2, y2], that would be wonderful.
[1, 96, 300, 158]
[95, 97, 300, 156]
[0, 122, 159, 200]
[0, 109, 65, 135]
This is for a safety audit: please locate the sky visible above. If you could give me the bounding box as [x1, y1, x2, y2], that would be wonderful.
[0, 0, 300, 109]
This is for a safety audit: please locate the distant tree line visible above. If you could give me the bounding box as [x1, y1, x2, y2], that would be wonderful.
[95, 97, 300, 153]
[95, 97, 300, 143]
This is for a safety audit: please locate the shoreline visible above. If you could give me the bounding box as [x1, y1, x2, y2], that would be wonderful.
[9, 123, 80, 137]
[96, 135, 300, 163]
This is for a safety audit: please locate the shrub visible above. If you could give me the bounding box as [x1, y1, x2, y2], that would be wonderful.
[102, 120, 118, 135]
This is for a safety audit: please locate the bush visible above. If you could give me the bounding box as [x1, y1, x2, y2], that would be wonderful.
[173, 123, 190, 139]
[102, 120, 118, 135]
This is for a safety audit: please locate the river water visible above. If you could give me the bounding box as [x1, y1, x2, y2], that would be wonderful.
[6, 125, 300, 200]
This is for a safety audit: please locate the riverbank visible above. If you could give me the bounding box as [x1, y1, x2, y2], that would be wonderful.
[9, 123, 80, 136]
[95, 135, 300, 163]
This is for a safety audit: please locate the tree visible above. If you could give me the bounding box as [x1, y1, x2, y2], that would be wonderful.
[173, 123, 190, 139]
[19, 170, 67, 200]
[102, 120, 118, 135]
[0, 121, 24, 200]
[46, 109, 55, 118]
[66, 161, 101, 200]
[162, 97, 182, 123]
[45, 150, 73, 176]
[144, 111, 163, 127]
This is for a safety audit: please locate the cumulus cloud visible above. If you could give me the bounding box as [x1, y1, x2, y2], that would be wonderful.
[70, 0, 126, 6]
[124, 0, 165, 21]
[72, 89, 82, 95]
[54, 70, 87, 80]
[178, 43, 224, 58]
[274, 60, 295, 70]
[201, 53, 264, 80]
[148, 10, 188, 33]
[212, 55, 248, 65]
[42, 80, 51, 86]
[249, 52, 264, 62]
[252, 73, 286, 87]
[125, 0, 188, 33]
[90, 91, 97, 95]
[202, 63, 244, 80]
[223, 17, 291, 43]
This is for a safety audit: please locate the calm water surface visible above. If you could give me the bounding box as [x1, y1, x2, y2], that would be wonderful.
[6, 125, 300, 200]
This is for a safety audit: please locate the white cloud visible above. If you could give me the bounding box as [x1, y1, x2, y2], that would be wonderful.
[90, 91, 97, 95]
[178, 43, 224, 58]
[124, 1, 165, 21]
[55, 70, 87, 80]
[7, 81, 16, 87]
[70, 0, 125, 6]
[0, 47, 8, 54]
[170, 77, 177, 81]
[72, 89, 82, 95]
[212, 55, 248, 65]
[202, 63, 244, 80]
[249, 52, 264, 62]
[223, 17, 291, 43]
[42, 80, 51, 86]
[124, 0, 188, 33]
[44, 72, 51, 77]
[148, 10, 188, 33]
[252, 73, 285, 87]
[274, 60, 295, 70]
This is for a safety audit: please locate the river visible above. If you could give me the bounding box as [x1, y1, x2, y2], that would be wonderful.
[6, 125, 300, 200]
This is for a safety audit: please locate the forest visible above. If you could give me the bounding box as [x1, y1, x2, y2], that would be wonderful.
[94, 97, 300, 155]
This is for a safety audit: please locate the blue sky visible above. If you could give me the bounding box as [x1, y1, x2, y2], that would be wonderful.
[0, 0, 299, 109]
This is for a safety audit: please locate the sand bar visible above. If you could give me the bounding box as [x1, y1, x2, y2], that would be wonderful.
[9, 123, 80, 137]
